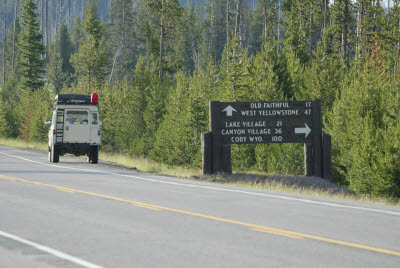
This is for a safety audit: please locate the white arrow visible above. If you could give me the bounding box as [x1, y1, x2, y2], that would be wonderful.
[295, 123, 312, 138]
[222, 105, 237, 116]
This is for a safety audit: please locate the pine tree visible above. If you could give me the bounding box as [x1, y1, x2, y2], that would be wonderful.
[144, 0, 183, 80]
[170, 4, 201, 75]
[249, 42, 282, 101]
[47, 49, 66, 94]
[58, 21, 74, 75]
[70, 0, 109, 93]
[100, 80, 144, 153]
[326, 48, 400, 197]
[28, 89, 52, 142]
[329, 0, 355, 62]
[12, 0, 20, 75]
[3, 21, 20, 81]
[203, 0, 233, 63]
[17, 0, 46, 92]
[109, 0, 137, 81]
[151, 62, 220, 167]
[70, 17, 85, 51]
[141, 77, 170, 154]
[220, 37, 250, 101]
[283, 0, 324, 63]
[0, 80, 20, 138]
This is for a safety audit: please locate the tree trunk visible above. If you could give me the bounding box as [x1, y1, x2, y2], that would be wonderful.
[226, 0, 230, 45]
[356, 1, 363, 55]
[56, 0, 63, 35]
[309, 11, 313, 64]
[60, 0, 63, 28]
[56, 0, 59, 35]
[41, 0, 44, 44]
[3, 0, 7, 85]
[342, 0, 349, 64]
[397, 19, 400, 73]
[263, 0, 267, 40]
[46, 0, 49, 57]
[235, 0, 244, 47]
[374, 0, 380, 33]
[81, 0, 84, 19]
[120, 0, 126, 79]
[324, 0, 328, 30]
[74, 0, 77, 25]
[235, 0, 241, 38]
[69, 0, 72, 28]
[88, 70, 91, 93]
[159, 0, 165, 81]
[12, 0, 18, 75]
[208, 0, 214, 59]
[109, 42, 122, 85]
[277, 0, 281, 54]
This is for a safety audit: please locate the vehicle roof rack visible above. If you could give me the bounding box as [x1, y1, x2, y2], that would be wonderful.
[54, 94, 96, 105]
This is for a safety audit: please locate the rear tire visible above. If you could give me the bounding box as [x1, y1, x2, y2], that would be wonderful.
[51, 145, 59, 163]
[91, 146, 98, 164]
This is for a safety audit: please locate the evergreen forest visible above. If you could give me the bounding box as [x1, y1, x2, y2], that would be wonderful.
[1, 0, 400, 199]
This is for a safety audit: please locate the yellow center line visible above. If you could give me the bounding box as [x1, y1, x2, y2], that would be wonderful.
[0, 175, 16, 181]
[132, 203, 163, 211]
[1, 174, 400, 257]
[57, 188, 76, 193]
[251, 228, 304, 239]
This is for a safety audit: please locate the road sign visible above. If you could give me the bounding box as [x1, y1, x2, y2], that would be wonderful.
[204, 99, 330, 179]
[211, 101, 314, 144]
[295, 123, 311, 138]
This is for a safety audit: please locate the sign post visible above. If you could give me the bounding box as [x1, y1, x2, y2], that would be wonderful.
[311, 99, 322, 178]
[204, 100, 331, 179]
[210, 101, 222, 174]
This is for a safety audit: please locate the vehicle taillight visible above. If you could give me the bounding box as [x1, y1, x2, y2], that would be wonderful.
[53, 129, 56, 135]
[91, 92, 99, 104]
[98, 130, 101, 136]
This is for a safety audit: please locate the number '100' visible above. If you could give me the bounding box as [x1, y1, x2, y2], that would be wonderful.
[272, 136, 282, 142]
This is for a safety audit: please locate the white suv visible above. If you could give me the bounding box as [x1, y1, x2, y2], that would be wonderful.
[47, 93, 101, 164]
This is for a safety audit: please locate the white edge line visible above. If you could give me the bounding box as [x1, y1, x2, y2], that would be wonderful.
[0, 230, 104, 268]
[1, 151, 400, 217]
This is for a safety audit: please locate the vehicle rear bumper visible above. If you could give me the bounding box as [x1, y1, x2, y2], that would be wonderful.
[54, 143, 99, 156]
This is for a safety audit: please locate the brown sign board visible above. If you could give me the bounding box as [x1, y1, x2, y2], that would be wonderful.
[211, 101, 314, 144]
[204, 99, 330, 180]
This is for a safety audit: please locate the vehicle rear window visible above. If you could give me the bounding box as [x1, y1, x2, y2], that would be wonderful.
[91, 113, 98, 125]
[66, 111, 88, 125]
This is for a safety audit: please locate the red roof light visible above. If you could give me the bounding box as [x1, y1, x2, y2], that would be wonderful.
[91, 92, 98, 104]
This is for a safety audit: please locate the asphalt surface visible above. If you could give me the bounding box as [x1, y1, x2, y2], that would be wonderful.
[0, 145, 400, 268]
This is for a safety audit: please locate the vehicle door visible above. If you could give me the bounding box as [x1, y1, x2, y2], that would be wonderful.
[90, 112, 101, 144]
[63, 109, 90, 143]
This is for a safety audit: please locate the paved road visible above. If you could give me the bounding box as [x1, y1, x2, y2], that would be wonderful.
[0, 145, 400, 268]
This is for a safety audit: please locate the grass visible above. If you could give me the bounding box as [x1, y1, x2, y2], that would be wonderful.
[205, 177, 400, 206]
[0, 137, 399, 206]
[0, 137, 48, 151]
[99, 151, 201, 178]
